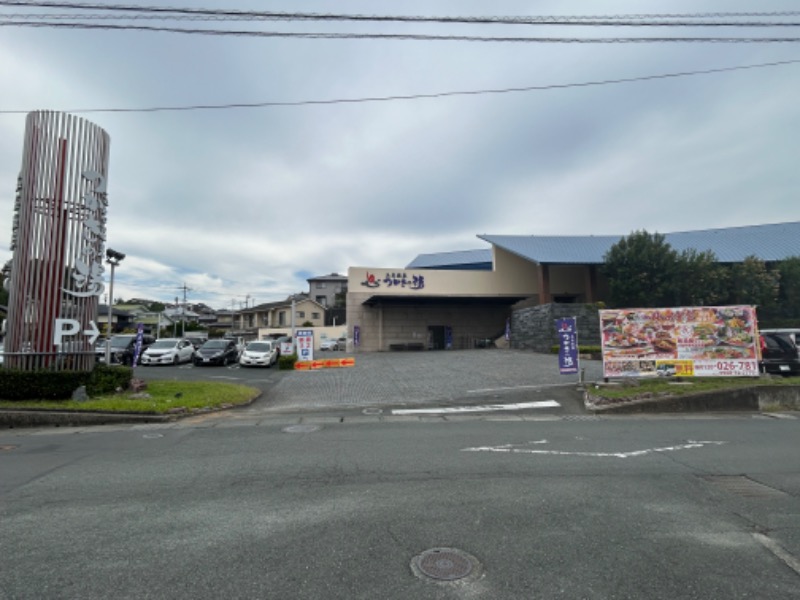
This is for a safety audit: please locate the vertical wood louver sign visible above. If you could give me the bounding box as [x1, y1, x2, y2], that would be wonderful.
[4, 111, 110, 372]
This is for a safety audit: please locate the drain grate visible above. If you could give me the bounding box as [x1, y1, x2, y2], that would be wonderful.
[700, 475, 787, 498]
[413, 548, 476, 582]
[282, 424, 321, 434]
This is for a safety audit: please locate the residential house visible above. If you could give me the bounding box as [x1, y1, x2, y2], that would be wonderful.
[238, 294, 326, 335]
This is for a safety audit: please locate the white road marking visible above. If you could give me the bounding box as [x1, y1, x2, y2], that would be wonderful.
[752, 532, 800, 576]
[462, 439, 727, 458]
[391, 401, 560, 415]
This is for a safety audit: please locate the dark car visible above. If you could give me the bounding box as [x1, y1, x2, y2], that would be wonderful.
[98, 334, 155, 366]
[193, 339, 239, 366]
[760, 332, 800, 376]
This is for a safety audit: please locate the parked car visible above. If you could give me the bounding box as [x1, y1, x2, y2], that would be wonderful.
[97, 334, 156, 366]
[759, 332, 800, 376]
[193, 339, 239, 366]
[320, 339, 340, 351]
[760, 328, 800, 347]
[185, 336, 208, 350]
[239, 340, 278, 368]
[263, 334, 292, 356]
[140, 338, 196, 366]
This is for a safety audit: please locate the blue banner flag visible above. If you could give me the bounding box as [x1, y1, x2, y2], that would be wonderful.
[555, 317, 579, 375]
[133, 323, 145, 366]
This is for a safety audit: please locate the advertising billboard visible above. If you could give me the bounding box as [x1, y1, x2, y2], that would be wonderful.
[600, 306, 759, 378]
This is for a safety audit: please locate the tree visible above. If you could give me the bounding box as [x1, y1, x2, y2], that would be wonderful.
[727, 256, 780, 309]
[673, 248, 729, 307]
[775, 257, 800, 319]
[601, 230, 678, 308]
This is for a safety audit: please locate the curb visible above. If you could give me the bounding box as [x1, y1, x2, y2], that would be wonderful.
[585, 384, 800, 414]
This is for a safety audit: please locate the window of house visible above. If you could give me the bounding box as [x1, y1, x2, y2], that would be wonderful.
[316, 296, 327, 306]
[297, 311, 305, 318]
[278, 311, 286, 326]
[312, 312, 320, 320]
[316, 282, 327, 289]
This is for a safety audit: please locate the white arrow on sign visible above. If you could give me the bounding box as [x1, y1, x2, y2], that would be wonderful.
[84, 320, 100, 344]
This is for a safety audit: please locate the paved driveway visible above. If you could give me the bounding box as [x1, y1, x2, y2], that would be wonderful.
[243, 349, 602, 413]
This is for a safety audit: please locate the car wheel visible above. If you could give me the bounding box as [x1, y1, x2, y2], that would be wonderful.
[173, 355, 179, 365]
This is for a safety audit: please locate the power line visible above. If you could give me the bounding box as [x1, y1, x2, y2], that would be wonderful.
[2, 2, 800, 23]
[4, 12, 800, 27]
[4, 21, 800, 42]
[1, 58, 797, 115]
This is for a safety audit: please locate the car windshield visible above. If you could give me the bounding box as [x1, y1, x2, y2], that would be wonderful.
[109, 336, 134, 349]
[149, 340, 178, 350]
[247, 342, 272, 352]
[202, 340, 228, 349]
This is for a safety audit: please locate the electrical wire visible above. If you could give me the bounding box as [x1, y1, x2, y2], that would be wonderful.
[2, 2, 800, 23]
[3, 12, 800, 27]
[1, 58, 797, 115]
[3, 21, 800, 42]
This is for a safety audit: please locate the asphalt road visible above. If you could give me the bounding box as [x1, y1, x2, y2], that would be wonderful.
[130, 349, 602, 416]
[1, 413, 799, 599]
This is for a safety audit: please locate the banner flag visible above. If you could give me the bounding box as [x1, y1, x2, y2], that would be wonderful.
[556, 317, 579, 375]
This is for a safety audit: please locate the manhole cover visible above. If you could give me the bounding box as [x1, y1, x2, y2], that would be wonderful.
[0, 445, 18, 451]
[413, 548, 477, 581]
[701, 475, 787, 498]
[282, 424, 321, 434]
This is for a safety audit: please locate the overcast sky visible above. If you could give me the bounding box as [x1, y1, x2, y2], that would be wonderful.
[2, 1, 799, 309]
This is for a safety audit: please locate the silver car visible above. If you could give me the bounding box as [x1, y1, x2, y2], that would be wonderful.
[239, 340, 278, 368]
[140, 338, 196, 366]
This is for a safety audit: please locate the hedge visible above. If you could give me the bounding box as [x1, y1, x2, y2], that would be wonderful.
[0, 364, 133, 401]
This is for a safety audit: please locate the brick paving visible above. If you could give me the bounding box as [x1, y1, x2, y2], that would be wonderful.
[259, 349, 604, 412]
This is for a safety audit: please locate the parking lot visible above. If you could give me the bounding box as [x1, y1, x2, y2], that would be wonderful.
[146, 349, 603, 415]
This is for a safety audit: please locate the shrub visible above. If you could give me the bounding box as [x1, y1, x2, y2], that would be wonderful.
[278, 353, 298, 370]
[0, 369, 88, 400]
[0, 364, 133, 401]
[86, 364, 133, 396]
[550, 345, 603, 355]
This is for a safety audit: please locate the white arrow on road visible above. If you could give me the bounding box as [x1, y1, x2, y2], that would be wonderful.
[83, 320, 100, 345]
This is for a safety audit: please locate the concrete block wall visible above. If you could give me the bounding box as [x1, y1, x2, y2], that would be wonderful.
[510, 303, 601, 352]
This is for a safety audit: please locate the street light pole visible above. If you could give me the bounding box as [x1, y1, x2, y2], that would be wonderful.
[104, 248, 125, 364]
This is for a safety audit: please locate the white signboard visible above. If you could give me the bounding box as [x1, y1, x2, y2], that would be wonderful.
[295, 329, 314, 362]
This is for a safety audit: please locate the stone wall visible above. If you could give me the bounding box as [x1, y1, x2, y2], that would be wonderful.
[510, 302, 601, 352]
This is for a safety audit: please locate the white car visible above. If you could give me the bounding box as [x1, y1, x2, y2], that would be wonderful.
[239, 340, 278, 368]
[140, 338, 196, 366]
[320, 339, 340, 351]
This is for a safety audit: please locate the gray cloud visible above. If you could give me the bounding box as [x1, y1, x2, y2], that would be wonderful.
[2, 1, 800, 306]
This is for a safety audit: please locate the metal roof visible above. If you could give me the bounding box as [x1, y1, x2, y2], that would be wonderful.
[478, 221, 800, 265]
[406, 249, 493, 269]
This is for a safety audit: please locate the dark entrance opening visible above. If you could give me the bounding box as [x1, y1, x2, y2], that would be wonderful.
[428, 326, 446, 350]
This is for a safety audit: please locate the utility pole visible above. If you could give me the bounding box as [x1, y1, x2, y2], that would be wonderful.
[177, 283, 192, 337]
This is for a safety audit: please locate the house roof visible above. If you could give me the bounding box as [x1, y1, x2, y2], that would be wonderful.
[243, 294, 321, 313]
[308, 272, 347, 282]
[468, 221, 800, 266]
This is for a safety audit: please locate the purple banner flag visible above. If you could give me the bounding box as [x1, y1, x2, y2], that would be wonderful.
[555, 317, 579, 375]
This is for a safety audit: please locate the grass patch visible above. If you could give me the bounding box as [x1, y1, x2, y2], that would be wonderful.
[0, 380, 259, 414]
[591, 376, 800, 400]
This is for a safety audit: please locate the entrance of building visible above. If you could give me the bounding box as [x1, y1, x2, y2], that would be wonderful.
[427, 325, 452, 350]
